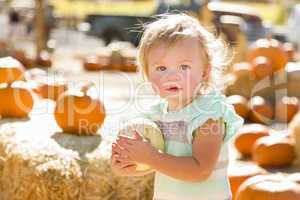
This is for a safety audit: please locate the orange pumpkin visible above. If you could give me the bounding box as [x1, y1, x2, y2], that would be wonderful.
[0, 57, 25, 84]
[248, 96, 273, 124]
[110, 50, 123, 70]
[35, 77, 67, 100]
[226, 95, 249, 119]
[83, 55, 105, 71]
[54, 82, 105, 135]
[121, 48, 137, 72]
[252, 134, 295, 167]
[246, 38, 288, 72]
[275, 96, 299, 123]
[236, 174, 300, 200]
[97, 51, 111, 69]
[234, 123, 270, 156]
[229, 164, 267, 200]
[36, 51, 52, 68]
[251, 56, 273, 80]
[0, 81, 34, 118]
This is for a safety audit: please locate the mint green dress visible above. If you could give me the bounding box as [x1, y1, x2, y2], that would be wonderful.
[139, 90, 244, 200]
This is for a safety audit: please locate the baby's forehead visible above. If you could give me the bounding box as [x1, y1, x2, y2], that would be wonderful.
[147, 38, 207, 64]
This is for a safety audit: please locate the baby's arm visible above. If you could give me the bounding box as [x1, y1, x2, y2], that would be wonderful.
[117, 119, 224, 182]
[150, 119, 225, 182]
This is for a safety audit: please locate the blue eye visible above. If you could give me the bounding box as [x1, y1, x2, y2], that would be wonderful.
[180, 64, 191, 71]
[156, 66, 167, 71]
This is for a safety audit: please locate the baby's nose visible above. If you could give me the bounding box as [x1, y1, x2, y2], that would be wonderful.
[166, 70, 181, 81]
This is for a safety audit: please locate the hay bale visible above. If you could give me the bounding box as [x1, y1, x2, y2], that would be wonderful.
[0, 120, 154, 200]
[114, 174, 154, 200]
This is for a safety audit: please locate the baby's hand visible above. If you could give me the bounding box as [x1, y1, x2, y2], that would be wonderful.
[116, 131, 157, 166]
[110, 143, 137, 176]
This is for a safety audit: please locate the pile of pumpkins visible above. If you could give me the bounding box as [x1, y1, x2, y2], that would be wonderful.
[11, 49, 53, 68]
[226, 37, 300, 125]
[0, 56, 106, 136]
[226, 37, 300, 199]
[82, 41, 137, 72]
[0, 39, 52, 69]
[229, 121, 300, 199]
[226, 38, 300, 102]
[232, 172, 300, 200]
[229, 112, 300, 200]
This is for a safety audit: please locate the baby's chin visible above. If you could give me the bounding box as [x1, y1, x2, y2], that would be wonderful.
[163, 94, 193, 103]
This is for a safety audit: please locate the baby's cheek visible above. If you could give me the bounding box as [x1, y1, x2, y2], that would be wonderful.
[150, 77, 164, 95]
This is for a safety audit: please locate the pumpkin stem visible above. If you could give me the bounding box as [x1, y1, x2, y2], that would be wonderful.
[80, 81, 95, 94]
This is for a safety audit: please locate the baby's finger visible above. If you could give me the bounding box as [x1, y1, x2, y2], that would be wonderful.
[117, 154, 133, 163]
[117, 138, 133, 148]
[119, 148, 131, 159]
[112, 143, 118, 154]
[113, 144, 123, 155]
[120, 160, 136, 168]
[118, 136, 135, 144]
[115, 158, 134, 169]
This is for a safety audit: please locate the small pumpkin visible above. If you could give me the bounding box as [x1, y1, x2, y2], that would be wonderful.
[121, 48, 137, 72]
[54, 82, 105, 135]
[83, 55, 105, 71]
[97, 50, 111, 68]
[228, 164, 267, 200]
[226, 95, 249, 119]
[0, 56, 25, 84]
[110, 49, 123, 70]
[251, 56, 273, 80]
[35, 76, 67, 100]
[234, 123, 270, 157]
[0, 81, 34, 118]
[275, 96, 299, 123]
[248, 96, 273, 124]
[246, 38, 288, 72]
[252, 134, 295, 167]
[236, 174, 300, 200]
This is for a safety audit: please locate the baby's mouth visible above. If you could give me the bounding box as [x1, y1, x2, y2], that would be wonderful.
[165, 86, 182, 92]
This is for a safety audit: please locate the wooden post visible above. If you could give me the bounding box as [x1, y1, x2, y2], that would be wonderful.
[35, 0, 47, 57]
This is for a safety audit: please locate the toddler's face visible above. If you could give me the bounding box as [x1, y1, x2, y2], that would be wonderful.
[147, 37, 209, 106]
